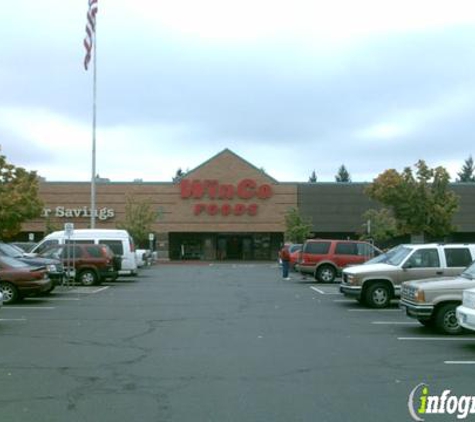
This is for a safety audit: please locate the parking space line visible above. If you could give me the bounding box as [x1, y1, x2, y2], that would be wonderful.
[3, 307, 56, 310]
[444, 361, 475, 365]
[348, 309, 401, 312]
[310, 286, 326, 294]
[309, 286, 341, 295]
[89, 286, 110, 294]
[0, 318, 27, 321]
[57, 286, 110, 294]
[372, 321, 419, 325]
[27, 297, 81, 301]
[398, 337, 475, 341]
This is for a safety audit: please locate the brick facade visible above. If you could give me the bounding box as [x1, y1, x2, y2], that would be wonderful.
[22, 150, 297, 259]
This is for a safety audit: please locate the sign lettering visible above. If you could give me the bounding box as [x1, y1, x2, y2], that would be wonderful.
[181, 179, 273, 217]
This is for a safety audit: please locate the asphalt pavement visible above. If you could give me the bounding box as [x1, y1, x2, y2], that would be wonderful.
[1, 263, 474, 422]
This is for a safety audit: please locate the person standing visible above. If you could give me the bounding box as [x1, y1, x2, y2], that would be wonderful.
[279, 243, 291, 280]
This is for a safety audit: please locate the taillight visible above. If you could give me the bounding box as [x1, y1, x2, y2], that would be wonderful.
[129, 238, 135, 252]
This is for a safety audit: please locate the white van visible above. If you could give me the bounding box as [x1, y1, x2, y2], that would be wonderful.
[31, 229, 138, 275]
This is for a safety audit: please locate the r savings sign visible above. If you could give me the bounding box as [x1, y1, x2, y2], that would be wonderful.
[180, 179, 273, 216]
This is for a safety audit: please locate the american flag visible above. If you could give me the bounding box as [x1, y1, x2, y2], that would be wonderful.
[83, 0, 98, 71]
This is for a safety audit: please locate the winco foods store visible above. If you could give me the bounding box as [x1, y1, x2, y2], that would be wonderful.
[21, 149, 475, 260]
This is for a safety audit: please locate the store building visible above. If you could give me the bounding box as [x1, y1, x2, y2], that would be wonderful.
[23, 150, 296, 260]
[20, 149, 475, 260]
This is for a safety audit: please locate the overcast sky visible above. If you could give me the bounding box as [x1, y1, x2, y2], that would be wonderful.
[1, 0, 474, 183]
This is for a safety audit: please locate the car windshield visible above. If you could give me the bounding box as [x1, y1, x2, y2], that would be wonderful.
[0, 256, 30, 268]
[41, 247, 63, 259]
[289, 244, 302, 253]
[0, 242, 23, 258]
[364, 246, 400, 264]
[385, 245, 413, 266]
[364, 253, 389, 264]
[461, 262, 475, 279]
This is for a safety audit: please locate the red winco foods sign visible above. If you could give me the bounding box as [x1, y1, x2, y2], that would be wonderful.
[180, 179, 273, 216]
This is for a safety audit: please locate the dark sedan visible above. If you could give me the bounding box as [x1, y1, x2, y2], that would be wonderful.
[0, 242, 64, 289]
[0, 256, 53, 304]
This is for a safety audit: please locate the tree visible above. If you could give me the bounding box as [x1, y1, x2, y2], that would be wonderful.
[0, 150, 43, 239]
[365, 160, 459, 240]
[456, 155, 475, 182]
[308, 170, 317, 183]
[359, 208, 398, 244]
[335, 165, 351, 182]
[44, 215, 60, 235]
[284, 208, 312, 243]
[172, 168, 185, 182]
[117, 195, 157, 248]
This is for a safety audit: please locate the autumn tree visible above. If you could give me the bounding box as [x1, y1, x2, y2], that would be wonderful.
[284, 208, 312, 243]
[117, 195, 157, 248]
[365, 160, 459, 240]
[456, 155, 475, 182]
[0, 150, 43, 239]
[359, 208, 398, 244]
[335, 165, 351, 182]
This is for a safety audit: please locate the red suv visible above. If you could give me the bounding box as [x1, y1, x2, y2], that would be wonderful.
[298, 239, 381, 282]
[40, 244, 120, 286]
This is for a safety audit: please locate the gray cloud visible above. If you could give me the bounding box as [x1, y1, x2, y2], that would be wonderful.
[1, 4, 474, 182]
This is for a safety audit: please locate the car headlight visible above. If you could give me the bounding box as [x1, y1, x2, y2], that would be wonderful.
[463, 290, 475, 309]
[414, 289, 425, 303]
[46, 264, 57, 272]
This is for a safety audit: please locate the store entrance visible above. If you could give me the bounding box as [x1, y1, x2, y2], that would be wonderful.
[169, 232, 283, 261]
[217, 235, 253, 260]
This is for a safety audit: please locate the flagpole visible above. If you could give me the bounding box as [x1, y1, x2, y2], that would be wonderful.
[90, 16, 97, 229]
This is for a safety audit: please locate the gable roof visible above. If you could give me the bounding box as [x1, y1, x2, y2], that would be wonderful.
[182, 148, 278, 183]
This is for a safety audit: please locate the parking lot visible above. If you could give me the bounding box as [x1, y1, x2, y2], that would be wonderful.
[1, 263, 475, 422]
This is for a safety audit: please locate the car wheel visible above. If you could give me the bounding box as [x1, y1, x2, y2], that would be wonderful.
[44, 284, 55, 294]
[78, 269, 99, 286]
[417, 318, 435, 328]
[316, 265, 336, 283]
[365, 283, 391, 308]
[435, 303, 463, 335]
[0, 282, 19, 304]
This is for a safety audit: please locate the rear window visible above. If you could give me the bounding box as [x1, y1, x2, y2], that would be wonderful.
[86, 246, 103, 258]
[444, 248, 473, 268]
[304, 241, 331, 254]
[59, 245, 84, 258]
[335, 242, 358, 255]
[99, 240, 124, 256]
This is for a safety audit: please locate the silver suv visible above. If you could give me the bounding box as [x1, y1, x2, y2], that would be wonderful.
[340, 243, 475, 308]
[400, 261, 475, 334]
